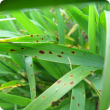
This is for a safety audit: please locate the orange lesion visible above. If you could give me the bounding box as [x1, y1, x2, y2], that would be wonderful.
[63, 83, 67, 86]
[69, 75, 74, 78]
[41, 96, 46, 99]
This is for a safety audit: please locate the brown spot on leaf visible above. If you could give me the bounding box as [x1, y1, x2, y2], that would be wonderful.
[91, 71, 93, 73]
[54, 43, 58, 44]
[21, 48, 24, 49]
[31, 35, 33, 37]
[41, 38, 43, 40]
[31, 74, 33, 76]
[78, 103, 80, 106]
[56, 80, 62, 84]
[10, 49, 16, 51]
[56, 38, 59, 41]
[30, 64, 32, 67]
[61, 52, 64, 54]
[37, 35, 39, 37]
[39, 50, 45, 54]
[57, 55, 62, 57]
[36, 40, 38, 42]
[49, 51, 52, 54]
[69, 81, 74, 85]
[72, 96, 75, 100]
[84, 53, 85, 55]
[71, 51, 75, 54]
[63, 83, 67, 86]
[70, 75, 74, 78]
[42, 96, 45, 99]
[33, 89, 36, 91]
[34, 56, 38, 58]
[67, 9, 69, 10]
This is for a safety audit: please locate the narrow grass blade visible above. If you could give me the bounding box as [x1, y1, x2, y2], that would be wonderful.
[70, 82, 85, 110]
[0, 42, 104, 68]
[23, 66, 98, 110]
[0, 80, 27, 90]
[0, 103, 14, 110]
[0, 92, 31, 106]
[10, 10, 42, 34]
[88, 4, 95, 53]
[0, 34, 51, 43]
[0, 61, 16, 74]
[25, 57, 36, 101]
[98, 11, 110, 110]
[66, 6, 88, 35]
[56, 7, 65, 44]
[0, 30, 21, 38]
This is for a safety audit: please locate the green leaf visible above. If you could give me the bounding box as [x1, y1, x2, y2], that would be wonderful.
[0, 103, 14, 110]
[23, 66, 98, 110]
[85, 99, 96, 110]
[10, 10, 42, 34]
[56, 7, 65, 44]
[70, 82, 85, 110]
[0, 80, 27, 90]
[87, 74, 102, 95]
[0, 34, 51, 43]
[98, 11, 110, 110]
[25, 57, 36, 101]
[0, 92, 31, 106]
[88, 4, 96, 53]
[0, 42, 104, 68]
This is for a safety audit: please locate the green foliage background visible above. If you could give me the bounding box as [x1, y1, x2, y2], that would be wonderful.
[0, 1, 110, 110]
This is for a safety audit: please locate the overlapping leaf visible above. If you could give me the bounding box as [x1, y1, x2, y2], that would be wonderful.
[0, 42, 104, 68]
[23, 66, 98, 110]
